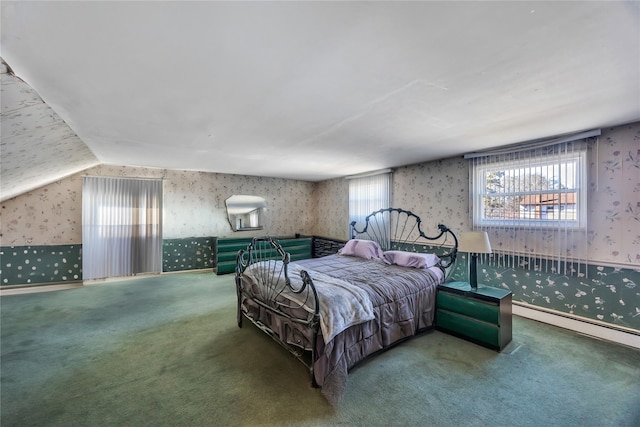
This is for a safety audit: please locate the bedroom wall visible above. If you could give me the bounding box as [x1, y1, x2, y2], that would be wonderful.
[1, 164, 315, 285]
[311, 177, 349, 240]
[313, 121, 640, 332]
[312, 155, 469, 240]
[2, 123, 638, 331]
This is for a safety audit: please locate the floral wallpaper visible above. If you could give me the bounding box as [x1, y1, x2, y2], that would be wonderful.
[1, 120, 638, 332]
[0, 245, 82, 286]
[588, 123, 640, 265]
[393, 157, 469, 235]
[163, 238, 214, 272]
[0, 240, 214, 285]
[311, 178, 349, 239]
[1, 164, 315, 246]
[311, 156, 470, 242]
[351, 123, 639, 268]
[450, 253, 640, 331]
[1, 164, 315, 284]
[312, 122, 640, 332]
[1, 62, 99, 202]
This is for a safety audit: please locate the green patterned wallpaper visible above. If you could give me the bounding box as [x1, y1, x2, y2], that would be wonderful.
[2, 241, 638, 332]
[1, 238, 215, 286]
[162, 238, 214, 272]
[303, 239, 640, 331]
[450, 253, 640, 331]
[0, 245, 82, 286]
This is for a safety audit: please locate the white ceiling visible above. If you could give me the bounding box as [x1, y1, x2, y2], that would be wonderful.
[1, 1, 639, 192]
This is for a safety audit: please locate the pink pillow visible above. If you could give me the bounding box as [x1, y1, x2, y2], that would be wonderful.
[339, 239, 384, 260]
[383, 251, 440, 268]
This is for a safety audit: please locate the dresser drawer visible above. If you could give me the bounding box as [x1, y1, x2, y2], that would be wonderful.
[437, 291, 500, 324]
[436, 309, 501, 349]
[215, 237, 312, 275]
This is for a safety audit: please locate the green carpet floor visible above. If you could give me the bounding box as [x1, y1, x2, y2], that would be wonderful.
[1, 271, 639, 426]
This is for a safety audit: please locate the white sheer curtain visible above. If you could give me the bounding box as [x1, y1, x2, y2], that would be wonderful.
[348, 171, 391, 242]
[82, 177, 163, 280]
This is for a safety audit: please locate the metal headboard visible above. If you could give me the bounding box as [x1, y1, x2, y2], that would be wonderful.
[349, 207, 458, 270]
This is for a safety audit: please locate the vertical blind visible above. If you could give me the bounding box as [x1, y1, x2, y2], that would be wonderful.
[348, 171, 391, 244]
[82, 177, 163, 280]
[466, 131, 599, 277]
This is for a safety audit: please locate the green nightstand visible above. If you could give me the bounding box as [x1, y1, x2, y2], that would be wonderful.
[436, 281, 512, 351]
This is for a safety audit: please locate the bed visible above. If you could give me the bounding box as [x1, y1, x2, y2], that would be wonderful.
[234, 207, 458, 403]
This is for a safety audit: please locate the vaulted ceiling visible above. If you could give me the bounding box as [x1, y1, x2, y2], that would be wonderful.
[1, 62, 100, 201]
[1, 1, 639, 201]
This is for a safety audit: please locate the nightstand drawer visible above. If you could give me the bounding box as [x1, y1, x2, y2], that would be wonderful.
[437, 291, 499, 324]
[436, 309, 500, 349]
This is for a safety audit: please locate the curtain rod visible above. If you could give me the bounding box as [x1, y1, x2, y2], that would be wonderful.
[344, 168, 393, 180]
[464, 129, 601, 159]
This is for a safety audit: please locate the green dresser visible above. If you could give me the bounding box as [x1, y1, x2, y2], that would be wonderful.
[436, 281, 512, 351]
[214, 236, 313, 275]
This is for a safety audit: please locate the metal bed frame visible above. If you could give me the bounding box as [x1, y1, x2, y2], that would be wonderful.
[235, 207, 458, 386]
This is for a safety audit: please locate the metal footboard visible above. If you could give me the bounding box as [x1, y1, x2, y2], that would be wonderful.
[235, 237, 320, 386]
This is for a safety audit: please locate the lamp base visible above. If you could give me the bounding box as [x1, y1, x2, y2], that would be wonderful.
[469, 253, 478, 290]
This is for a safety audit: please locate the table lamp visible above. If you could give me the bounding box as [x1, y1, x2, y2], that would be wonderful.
[458, 231, 492, 289]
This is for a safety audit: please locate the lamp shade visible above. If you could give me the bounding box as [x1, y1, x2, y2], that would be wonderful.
[458, 231, 492, 254]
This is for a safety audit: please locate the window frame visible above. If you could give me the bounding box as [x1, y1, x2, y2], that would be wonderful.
[472, 150, 587, 229]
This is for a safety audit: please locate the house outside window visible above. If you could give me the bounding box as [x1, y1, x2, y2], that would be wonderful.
[473, 150, 587, 229]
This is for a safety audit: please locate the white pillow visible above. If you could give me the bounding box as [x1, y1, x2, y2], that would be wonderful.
[383, 250, 440, 268]
[339, 239, 384, 260]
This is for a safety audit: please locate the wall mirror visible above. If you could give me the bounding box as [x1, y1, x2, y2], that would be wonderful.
[225, 195, 267, 231]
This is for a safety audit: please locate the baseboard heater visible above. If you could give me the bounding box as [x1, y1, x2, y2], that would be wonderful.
[512, 301, 640, 350]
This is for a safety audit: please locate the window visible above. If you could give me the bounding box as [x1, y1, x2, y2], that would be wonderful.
[82, 177, 163, 280]
[348, 171, 391, 239]
[473, 150, 587, 229]
[466, 130, 598, 277]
